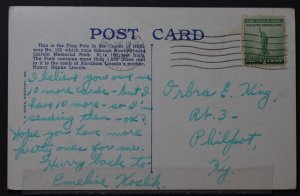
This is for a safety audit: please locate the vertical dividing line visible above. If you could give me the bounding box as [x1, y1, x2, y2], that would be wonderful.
[150, 43, 153, 173]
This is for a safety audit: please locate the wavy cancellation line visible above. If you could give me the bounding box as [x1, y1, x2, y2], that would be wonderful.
[172, 39, 286, 45]
[204, 33, 286, 39]
[243, 33, 286, 39]
[242, 40, 285, 45]
[171, 58, 241, 64]
[202, 33, 285, 38]
[170, 64, 287, 70]
[173, 32, 287, 39]
[176, 39, 241, 44]
[171, 64, 244, 69]
[171, 45, 240, 51]
[171, 51, 286, 58]
[171, 45, 285, 51]
[171, 51, 241, 57]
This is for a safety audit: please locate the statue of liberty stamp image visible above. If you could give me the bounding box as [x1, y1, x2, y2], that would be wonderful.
[242, 16, 286, 67]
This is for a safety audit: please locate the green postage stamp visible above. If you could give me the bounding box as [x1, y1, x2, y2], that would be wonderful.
[242, 16, 286, 67]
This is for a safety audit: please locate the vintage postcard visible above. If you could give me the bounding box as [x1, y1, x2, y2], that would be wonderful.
[8, 7, 296, 190]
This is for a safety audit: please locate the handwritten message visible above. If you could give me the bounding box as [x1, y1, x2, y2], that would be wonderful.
[8, 37, 283, 189]
[10, 41, 165, 189]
